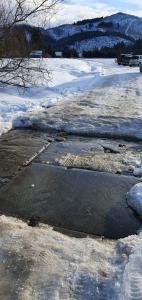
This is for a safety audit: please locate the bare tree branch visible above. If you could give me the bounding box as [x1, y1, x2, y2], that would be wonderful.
[0, 0, 62, 88]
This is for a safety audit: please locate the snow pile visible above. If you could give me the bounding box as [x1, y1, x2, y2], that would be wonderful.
[12, 59, 142, 141]
[0, 90, 37, 135]
[133, 158, 142, 177]
[0, 59, 94, 135]
[0, 215, 140, 299]
[120, 231, 142, 300]
[0, 58, 140, 136]
[127, 183, 142, 218]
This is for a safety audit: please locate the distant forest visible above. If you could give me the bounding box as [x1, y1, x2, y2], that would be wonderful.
[82, 39, 142, 58]
[51, 39, 142, 58]
[74, 17, 104, 26]
[58, 39, 142, 58]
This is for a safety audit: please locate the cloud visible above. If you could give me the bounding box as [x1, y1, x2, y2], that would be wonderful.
[24, 0, 142, 27]
[48, 1, 116, 27]
[47, 0, 142, 28]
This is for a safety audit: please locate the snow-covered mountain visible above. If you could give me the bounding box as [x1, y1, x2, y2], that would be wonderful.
[46, 12, 142, 53]
[70, 36, 131, 52]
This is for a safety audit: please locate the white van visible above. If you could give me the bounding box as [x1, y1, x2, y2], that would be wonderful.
[129, 55, 142, 67]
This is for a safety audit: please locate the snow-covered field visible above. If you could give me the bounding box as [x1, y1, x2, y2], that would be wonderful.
[0, 58, 140, 135]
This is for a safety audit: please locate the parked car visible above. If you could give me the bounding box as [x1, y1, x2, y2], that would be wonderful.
[129, 55, 142, 67]
[140, 62, 142, 73]
[117, 54, 126, 65]
[117, 54, 132, 66]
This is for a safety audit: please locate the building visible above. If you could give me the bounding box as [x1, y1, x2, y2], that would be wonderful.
[78, 52, 83, 58]
[54, 51, 63, 58]
[30, 50, 43, 58]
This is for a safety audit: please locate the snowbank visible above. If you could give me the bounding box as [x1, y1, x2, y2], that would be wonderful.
[133, 159, 142, 177]
[120, 231, 142, 300]
[0, 215, 140, 299]
[127, 183, 142, 218]
[0, 58, 94, 135]
[0, 58, 138, 135]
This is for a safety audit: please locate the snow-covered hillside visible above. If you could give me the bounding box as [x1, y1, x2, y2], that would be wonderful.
[104, 13, 142, 40]
[46, 12, 142, 52]
[70, 36, 132, 52]
[17, 13, 142, 55]
[48, 13, 142, 41]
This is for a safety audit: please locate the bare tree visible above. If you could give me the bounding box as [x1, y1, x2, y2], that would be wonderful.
[0, 0, 61, 87]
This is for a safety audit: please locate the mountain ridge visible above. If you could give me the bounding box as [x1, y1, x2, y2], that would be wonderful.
[44, 12, 142, 53]
[22, 12, 142, 56]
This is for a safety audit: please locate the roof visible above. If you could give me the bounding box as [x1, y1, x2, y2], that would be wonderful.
[30, 50, 43, 55]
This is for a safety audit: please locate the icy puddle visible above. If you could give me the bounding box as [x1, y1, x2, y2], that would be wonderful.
[0, 130, 141, 239]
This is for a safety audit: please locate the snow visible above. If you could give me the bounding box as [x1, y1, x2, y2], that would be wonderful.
[0, 58, 140, 136]
[47, 13, 142, 41]
[47, 22, 105, 41]
[47, 12, 142, 52]
[0, 58, 92, 135]
[127, 183, 142, 218]
[1, 58, 142, 298]
[0, 59, 123, 134]
[11, 58, 142, 142]
[133, 160, 142, 177]
[0, 215, 141, 299]
[120, 231, 142, 300]
[70, 36, 132, 52]
[105, 13, 142, 40]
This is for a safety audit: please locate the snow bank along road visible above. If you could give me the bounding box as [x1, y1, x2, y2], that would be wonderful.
[0, 59, 142, 299]
[0, 58, 141, 137]
[15, 59, 142, 141]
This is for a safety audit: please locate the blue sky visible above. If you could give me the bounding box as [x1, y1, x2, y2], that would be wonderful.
[50, 0, 142, 26]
